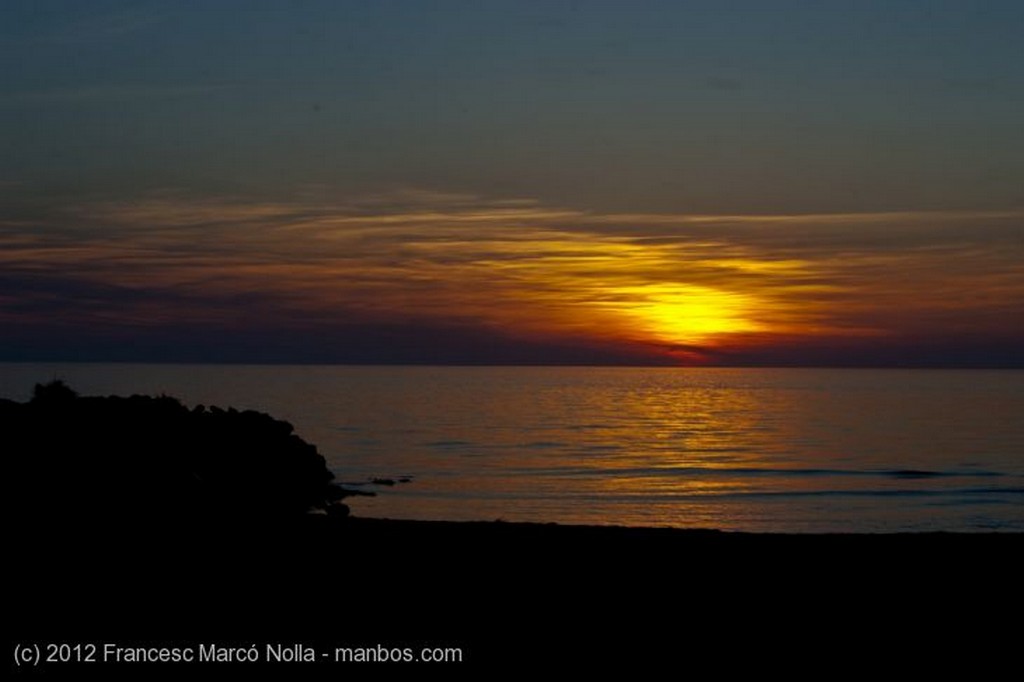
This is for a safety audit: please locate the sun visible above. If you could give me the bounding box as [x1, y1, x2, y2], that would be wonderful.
[606, 284, 763, 346]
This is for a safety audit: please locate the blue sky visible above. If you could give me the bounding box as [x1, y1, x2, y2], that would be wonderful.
[4, 0, 1021, 211]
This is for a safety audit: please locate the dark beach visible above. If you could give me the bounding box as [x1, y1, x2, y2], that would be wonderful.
[6, 385, 1021, 674]
[12, 515, 1021, 675]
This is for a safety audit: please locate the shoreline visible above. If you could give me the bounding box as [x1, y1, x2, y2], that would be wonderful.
[7, 384, 1021, 672]
[337, 514, 1024, 537]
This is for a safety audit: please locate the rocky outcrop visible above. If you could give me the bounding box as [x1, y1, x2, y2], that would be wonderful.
[3, 381, 338, 528]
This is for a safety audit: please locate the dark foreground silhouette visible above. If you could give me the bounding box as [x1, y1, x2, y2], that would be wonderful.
[6, 383, 1021, 675]
[3, 381, 341, 524]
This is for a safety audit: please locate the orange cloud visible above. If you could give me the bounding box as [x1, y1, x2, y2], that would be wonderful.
[3, 190, 1022, 364]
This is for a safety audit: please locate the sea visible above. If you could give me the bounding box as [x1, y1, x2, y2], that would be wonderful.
[2, 364, 1021, 533]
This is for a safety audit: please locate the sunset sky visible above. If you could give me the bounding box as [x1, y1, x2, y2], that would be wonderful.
[2, 1, 1022, 366]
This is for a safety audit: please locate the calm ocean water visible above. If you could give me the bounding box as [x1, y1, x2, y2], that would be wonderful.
[2, 364, 1022, 532]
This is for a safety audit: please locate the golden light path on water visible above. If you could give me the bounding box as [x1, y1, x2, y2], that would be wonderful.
[2, 363, 1021, 532]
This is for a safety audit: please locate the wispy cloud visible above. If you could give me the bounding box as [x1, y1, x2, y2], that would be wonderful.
[3, 189, 1022, 363]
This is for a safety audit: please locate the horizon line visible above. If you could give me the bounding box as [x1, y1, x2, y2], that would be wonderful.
[1, 359, 1021, 370]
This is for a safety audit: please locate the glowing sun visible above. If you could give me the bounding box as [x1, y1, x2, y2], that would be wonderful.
[608, 284, 762, 346]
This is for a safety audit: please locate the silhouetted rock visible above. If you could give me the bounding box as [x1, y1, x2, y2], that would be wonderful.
[326, 484, 375, 500]
[31, 378, 78, 404]
[3, 382, 336, 534]
[326, 502, 351, 518]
